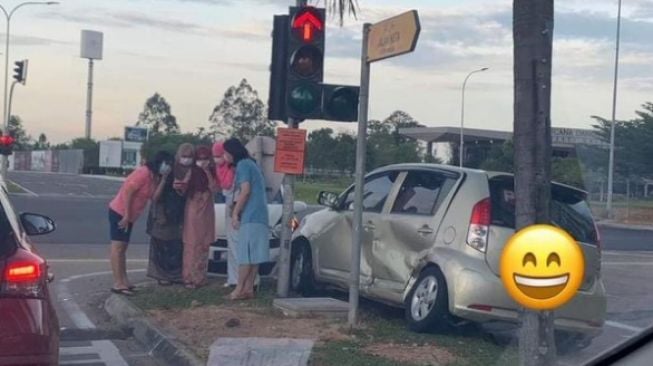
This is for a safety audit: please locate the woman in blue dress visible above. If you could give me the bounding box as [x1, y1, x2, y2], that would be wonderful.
[223, 138, 269, 300]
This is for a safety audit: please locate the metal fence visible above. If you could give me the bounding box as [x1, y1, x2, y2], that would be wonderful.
[9, 149, 84, 174]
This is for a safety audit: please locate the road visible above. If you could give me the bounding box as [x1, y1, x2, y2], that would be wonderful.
[5, 171, 653, 365]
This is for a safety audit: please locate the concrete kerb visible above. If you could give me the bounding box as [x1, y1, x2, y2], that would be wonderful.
[104, 294, 204, 366]
[597, 221, 653, 232]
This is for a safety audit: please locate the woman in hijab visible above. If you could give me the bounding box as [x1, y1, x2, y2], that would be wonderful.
[179, 145, 219, 289]
[146, 151, 185, 286]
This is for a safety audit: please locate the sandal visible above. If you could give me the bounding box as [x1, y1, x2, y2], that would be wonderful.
[110, 288, 134, 296]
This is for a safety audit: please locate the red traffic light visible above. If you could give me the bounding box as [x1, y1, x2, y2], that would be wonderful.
[0, 135, 15, 146]
[292, 7, 323, 43]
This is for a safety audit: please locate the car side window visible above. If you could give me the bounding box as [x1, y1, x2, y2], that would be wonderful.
[391, 171, 448, 215]
[341, 172, 398, 212]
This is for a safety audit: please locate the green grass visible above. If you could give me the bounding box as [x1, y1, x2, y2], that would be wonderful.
[5, 180, 26, 194]
[591, 200, 653, 209]
[131, 279, 276, 311]
[295, 178, 351, 204]
[133, 279, 515, 366]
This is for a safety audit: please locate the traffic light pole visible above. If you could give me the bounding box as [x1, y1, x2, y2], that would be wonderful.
[349, 22, 371, 327]
[276, 117, 296, 298]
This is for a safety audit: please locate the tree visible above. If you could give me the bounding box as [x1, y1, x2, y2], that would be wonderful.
[366, 111, 424, 170]
[136, 93, 179, 135]
[480, 140, 515, 172]
[7, 115, 31, 150]
[33, 133, 50, 150]
[306, 128, 336, 170]
[70, 138, 99, 171]
[208, 79, 276, 144]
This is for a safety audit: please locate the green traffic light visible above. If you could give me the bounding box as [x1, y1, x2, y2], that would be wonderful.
[288, 84, 319, 115]
[327, 87, 359, 121]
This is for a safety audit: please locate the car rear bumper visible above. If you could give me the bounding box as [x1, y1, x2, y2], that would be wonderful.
[0, 298, 59, 363]
[208, 238, 279, 276]
[446, 261, 606, 336]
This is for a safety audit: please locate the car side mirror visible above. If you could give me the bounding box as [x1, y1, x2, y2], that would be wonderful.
[293, 201, 307, 213]
[20, 213, 56, 236]
[318, 191, 339, 209]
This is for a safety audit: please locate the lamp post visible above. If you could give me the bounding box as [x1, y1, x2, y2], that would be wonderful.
[460, 67, 488, 168]
[0, 1, 59, 179]
[607, 0, 622, 219]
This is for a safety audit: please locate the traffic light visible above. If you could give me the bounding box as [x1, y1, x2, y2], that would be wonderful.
[322, 84, 360, 122]
[0, 134, 15, 156]
[285, 6, 325, 120]
[13, 60, 28, 85]
[268, 15, 289, 122]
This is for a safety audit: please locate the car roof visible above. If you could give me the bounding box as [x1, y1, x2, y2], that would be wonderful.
[370, 163, 588, 195]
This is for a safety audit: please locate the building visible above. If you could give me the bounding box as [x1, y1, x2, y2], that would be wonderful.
[399, 126, 609, 160]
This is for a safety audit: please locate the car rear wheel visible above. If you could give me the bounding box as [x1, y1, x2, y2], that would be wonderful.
[290, 241, 315, 296]
[405, 266, 450, 332]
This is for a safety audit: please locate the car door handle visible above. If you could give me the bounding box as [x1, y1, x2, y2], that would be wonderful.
[363, 221, 375, 231]
[417, 226, 434, 235]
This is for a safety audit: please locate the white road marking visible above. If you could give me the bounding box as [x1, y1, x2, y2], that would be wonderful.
[603, 251, 653, 257]
[57, 269, 147, 364]
[57, 269, 146, 328]
[60, 340, 128, 366]
[603, 261, 653, 266]
[7, 179, 38, 196]
[604, 320, 644, 333]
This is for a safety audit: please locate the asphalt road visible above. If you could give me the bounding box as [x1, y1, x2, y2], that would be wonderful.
[5, 171, 653, 366]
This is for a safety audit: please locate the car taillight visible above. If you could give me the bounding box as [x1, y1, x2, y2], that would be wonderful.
[291, 217, 300, 232]
[1, 249, 46, 299]
[467, 198, 491, 253]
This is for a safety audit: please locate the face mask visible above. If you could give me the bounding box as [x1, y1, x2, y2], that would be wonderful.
[180, 158, 193, 166]
[196, 159, 209, 168]
[159, 162, 171, 175]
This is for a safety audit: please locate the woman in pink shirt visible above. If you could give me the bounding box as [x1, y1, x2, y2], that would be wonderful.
[108, 151, 171, 295]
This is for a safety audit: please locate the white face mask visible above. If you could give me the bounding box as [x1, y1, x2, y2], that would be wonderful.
[196, 159, 209, 168]
[159, 162, 171, 175]
[180, 158, 193, 166]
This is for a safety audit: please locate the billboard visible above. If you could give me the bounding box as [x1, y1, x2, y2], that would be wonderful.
[99, 140, 123, 168]
[81, 30, 103, 60]
[124, 126, 148, 142]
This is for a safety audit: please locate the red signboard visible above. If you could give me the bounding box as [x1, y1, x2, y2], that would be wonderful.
[274, 128, 307, 175]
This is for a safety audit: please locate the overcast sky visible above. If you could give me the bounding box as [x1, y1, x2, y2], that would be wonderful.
[5, 0, 653, 143]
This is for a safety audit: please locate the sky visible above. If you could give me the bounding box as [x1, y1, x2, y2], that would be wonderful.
[4, 0, 653, 143]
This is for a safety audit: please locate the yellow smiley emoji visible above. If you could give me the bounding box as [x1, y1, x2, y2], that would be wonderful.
[500, 224, 585, 310]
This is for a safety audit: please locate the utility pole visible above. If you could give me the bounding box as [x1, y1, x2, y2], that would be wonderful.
[513, 0, 556, 365]
[606, 0, 622, 219]
[80, 30, 103, 140]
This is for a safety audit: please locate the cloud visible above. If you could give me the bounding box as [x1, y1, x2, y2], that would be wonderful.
[1, 33, 71, 47]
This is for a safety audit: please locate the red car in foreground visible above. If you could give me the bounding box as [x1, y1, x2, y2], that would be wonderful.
[0, 182, 59, 365]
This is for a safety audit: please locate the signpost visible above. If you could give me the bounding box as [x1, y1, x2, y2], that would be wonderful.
[274, 128, 307, 176]
[349, 10, 421, 327]
[366, 10, 421, 63]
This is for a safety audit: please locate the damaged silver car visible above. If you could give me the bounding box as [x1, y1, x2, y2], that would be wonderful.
[290, 164, 606, 344]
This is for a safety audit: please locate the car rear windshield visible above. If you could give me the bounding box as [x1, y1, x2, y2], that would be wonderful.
[489, 176, 599, 245]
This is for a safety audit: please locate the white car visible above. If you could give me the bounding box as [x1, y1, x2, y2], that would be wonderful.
[208, 188, 308, 275]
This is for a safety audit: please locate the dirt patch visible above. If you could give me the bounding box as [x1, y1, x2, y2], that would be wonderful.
[363, 342, 457, 366]
[149, 305, 349, 358]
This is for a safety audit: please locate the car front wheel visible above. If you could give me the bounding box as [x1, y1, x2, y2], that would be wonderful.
[405, 266, 450, 332]
[290, 241, 315, 296]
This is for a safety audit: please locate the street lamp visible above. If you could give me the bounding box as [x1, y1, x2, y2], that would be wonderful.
[0, 1, 58, 179]
[607, 0, 622, 219]
[460, 67, 488, 168]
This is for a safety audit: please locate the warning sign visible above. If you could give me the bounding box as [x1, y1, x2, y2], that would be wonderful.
[274, 128, 307, 175]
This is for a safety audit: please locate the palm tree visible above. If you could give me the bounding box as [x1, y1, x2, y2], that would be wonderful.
[324, 0, 358, 25]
